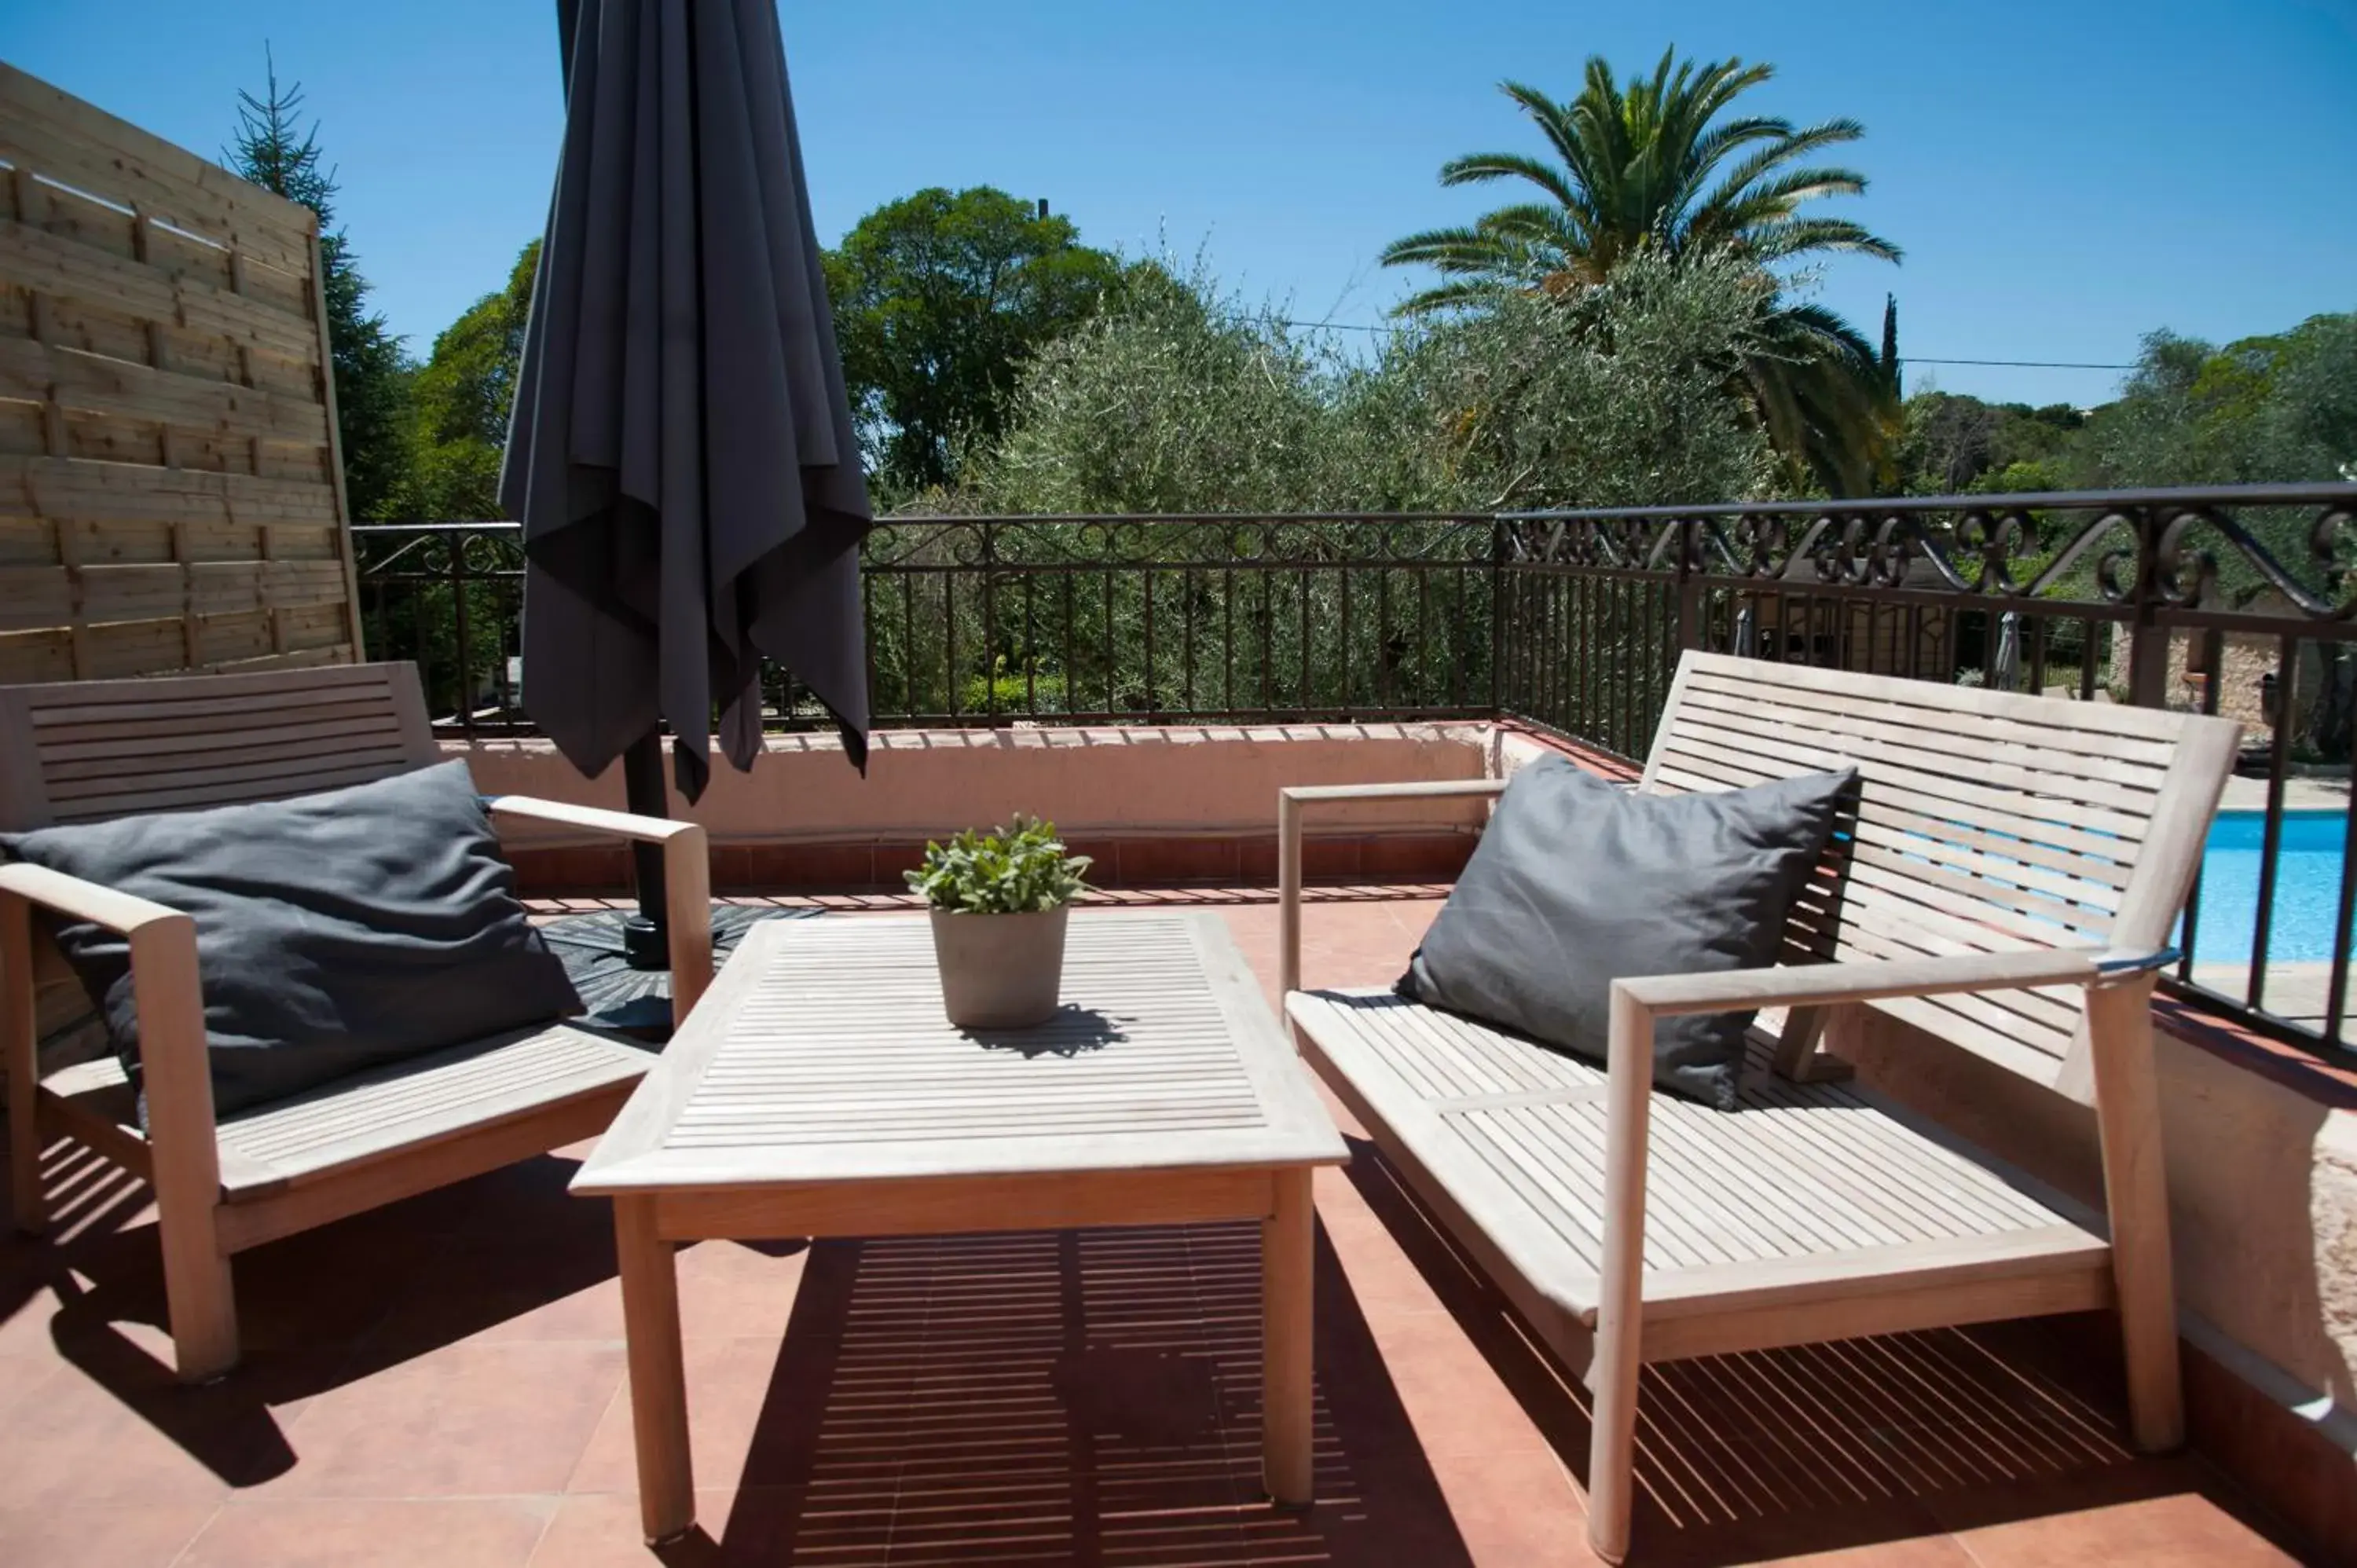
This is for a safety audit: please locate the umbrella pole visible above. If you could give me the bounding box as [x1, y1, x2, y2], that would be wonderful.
[620, 730, 672, 968]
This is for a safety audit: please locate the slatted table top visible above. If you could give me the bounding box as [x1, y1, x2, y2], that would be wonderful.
[574, 910, 1347, 1195]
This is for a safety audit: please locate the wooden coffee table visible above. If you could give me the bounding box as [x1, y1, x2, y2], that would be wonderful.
[572, 909, 1350, 1544]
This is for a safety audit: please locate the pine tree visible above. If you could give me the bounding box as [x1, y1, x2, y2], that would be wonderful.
[226, 50, 412, 520]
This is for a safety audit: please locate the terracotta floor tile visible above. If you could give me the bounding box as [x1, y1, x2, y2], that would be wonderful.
[528, 1489, 884, 1566]
[672, 1237, 813, 1342]
[178, 1497, 556, 1568]
[258, 1340, 626, 1499]
[1430, 1442, 1599, 1566]
[1924, 1456, 2304, 1566]
[1358, 1301, 1556, 1458]
[0, 1346, 316, 1508]
[1630, 1496, 1971, 1568]
[0, 1502, 222, 1568]
[567, 1336, 803, 1496]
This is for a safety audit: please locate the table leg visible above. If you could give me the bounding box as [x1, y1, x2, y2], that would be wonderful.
[1263, 1167, 1314, 1504]
[615, 1196, 694, 1542]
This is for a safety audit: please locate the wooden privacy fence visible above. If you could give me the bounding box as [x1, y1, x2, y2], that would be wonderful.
[0, 62, 362, 685]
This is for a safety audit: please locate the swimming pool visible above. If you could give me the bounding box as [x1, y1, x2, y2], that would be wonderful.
[2185, 809, 2352, 965]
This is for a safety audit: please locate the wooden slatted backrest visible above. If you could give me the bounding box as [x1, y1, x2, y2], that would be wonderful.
[1641, 651, 2242, 1102]
[0, 661, 439, 831]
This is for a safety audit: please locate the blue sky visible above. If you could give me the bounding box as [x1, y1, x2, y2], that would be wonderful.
[8, 1, 2354, 408]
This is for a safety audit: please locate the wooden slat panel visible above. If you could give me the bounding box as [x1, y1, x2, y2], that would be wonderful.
[1680, 669, 2180, 768]
[0, 220, 320, 360]
[45, 759, 422, 822]
[0, 67, 357, 687]
[43, 1023, 654, 1199]
[0, 336, 331, 444]
[1673, 651, 2191, 744]
[0, 63, 315, 272]
[1670, 711, 2162, 815]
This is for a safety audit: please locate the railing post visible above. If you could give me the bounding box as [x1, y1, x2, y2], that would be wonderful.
[1487, 515, 1508, 718]
[1673, 516, 1706, 652]
[2124, 505, 2171, 709]
[979, 519, 999, 727]
[450, 527, 475, 743]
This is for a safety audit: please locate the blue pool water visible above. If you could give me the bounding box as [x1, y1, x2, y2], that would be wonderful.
[2186, 810, 2351, 965]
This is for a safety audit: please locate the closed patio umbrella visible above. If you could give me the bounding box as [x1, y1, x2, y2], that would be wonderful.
[1991, 610, 2022, 692]
[501, 0, 871, 1010]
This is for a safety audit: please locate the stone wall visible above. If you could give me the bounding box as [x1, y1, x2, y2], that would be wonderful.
[458, 721, 1496, 891]
[2111, 621, 2322, 746]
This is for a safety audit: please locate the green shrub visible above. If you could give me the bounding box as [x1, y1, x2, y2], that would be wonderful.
[904, 815, 1092, 914]
[962, 658, 1067, 715]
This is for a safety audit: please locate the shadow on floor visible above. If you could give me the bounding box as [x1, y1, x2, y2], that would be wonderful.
[654, 1222, 1473, 1567]
[2, 1135, 638, 1490]
[1339, 1134, 2300, 1566]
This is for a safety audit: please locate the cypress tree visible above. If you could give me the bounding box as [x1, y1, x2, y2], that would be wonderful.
[226, 50, 413, 520]
[1880, 293, 1901, 400]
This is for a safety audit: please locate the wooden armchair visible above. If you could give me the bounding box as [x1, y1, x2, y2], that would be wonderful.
[0, 661, 712, 1381]
[1281, 653, 2241, 1561]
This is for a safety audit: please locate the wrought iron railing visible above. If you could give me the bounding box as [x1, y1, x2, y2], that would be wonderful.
[351, 514, 1502, 736]
[354, 482, 2357, 1060]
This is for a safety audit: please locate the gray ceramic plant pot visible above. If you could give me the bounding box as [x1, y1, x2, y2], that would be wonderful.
[929, 904, 1070, 1029]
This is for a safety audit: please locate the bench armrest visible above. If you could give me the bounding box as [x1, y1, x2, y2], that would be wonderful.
[1587, 940, 2176, 1401]
[1277, 779, 1508, 995]
[1615, 945, 2176, 1017]
[482, 796, 714, 1023]
[0, 861, 218, 1199]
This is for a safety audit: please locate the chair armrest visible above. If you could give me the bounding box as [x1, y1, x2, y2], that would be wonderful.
[482, 796, 714, 1024]
[0, 862, 218, 1179]
[0, 860, 188, 935]
[482, 795, 706, 844]
[1277, 779, 1509, 995]
[1614, 945, 2176, 1018]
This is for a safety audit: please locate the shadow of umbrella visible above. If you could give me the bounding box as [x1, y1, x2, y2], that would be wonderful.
[538, 905, 816, 1033]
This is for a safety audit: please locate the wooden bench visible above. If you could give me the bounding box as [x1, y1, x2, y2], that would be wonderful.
[1277, 651, 2241, 1563]
[0, 661, 713, 1380]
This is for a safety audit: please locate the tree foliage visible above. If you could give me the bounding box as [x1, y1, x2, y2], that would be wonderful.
[964, 249, 1775, 516]
[400, 240, 539, 522]
[1380, 49, 1901, 495]
[1894, 391, 2085, 495]
[225, 53, 413, 521]
[824, 188, 1125, 496]
[2077, 315, 2357, 490]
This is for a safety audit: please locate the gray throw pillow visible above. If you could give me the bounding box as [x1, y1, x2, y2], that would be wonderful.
[1398, 756, 1854, 1110]
[2, 760, 582, 1118]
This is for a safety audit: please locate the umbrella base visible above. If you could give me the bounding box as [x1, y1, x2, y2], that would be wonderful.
[620, 914, 671, 969]
[539, 903, 808, 1039]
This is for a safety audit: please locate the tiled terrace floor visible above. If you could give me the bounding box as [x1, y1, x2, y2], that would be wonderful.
[0, 888, 2315, 1566]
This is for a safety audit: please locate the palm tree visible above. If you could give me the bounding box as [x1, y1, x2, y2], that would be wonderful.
[1382, 51, 1902, 494]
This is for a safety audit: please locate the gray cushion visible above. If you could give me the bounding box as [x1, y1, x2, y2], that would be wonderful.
[2, 760, 581, 1118]
[1398, 757, 1854, 1109]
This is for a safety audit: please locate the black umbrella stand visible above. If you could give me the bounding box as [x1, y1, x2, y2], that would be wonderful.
[618, 729, 672, 967]
[536, 730, 783, 1037]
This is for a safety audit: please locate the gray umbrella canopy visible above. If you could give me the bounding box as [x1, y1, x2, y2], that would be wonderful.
[502, 0, 871, 802]
[1992, 610, 2022, 692]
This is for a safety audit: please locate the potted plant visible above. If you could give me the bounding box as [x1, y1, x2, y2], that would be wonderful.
[904, 816, 1092, 1028]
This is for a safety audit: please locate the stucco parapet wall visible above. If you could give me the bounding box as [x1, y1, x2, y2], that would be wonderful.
[453, 721, 1496, 848]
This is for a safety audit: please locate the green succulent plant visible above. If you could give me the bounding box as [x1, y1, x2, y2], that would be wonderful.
[905, 815, 1092, 914]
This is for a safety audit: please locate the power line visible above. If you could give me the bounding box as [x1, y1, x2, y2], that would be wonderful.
[1266, 316, 2136, 371]
[1901, 356, 2135, 371]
